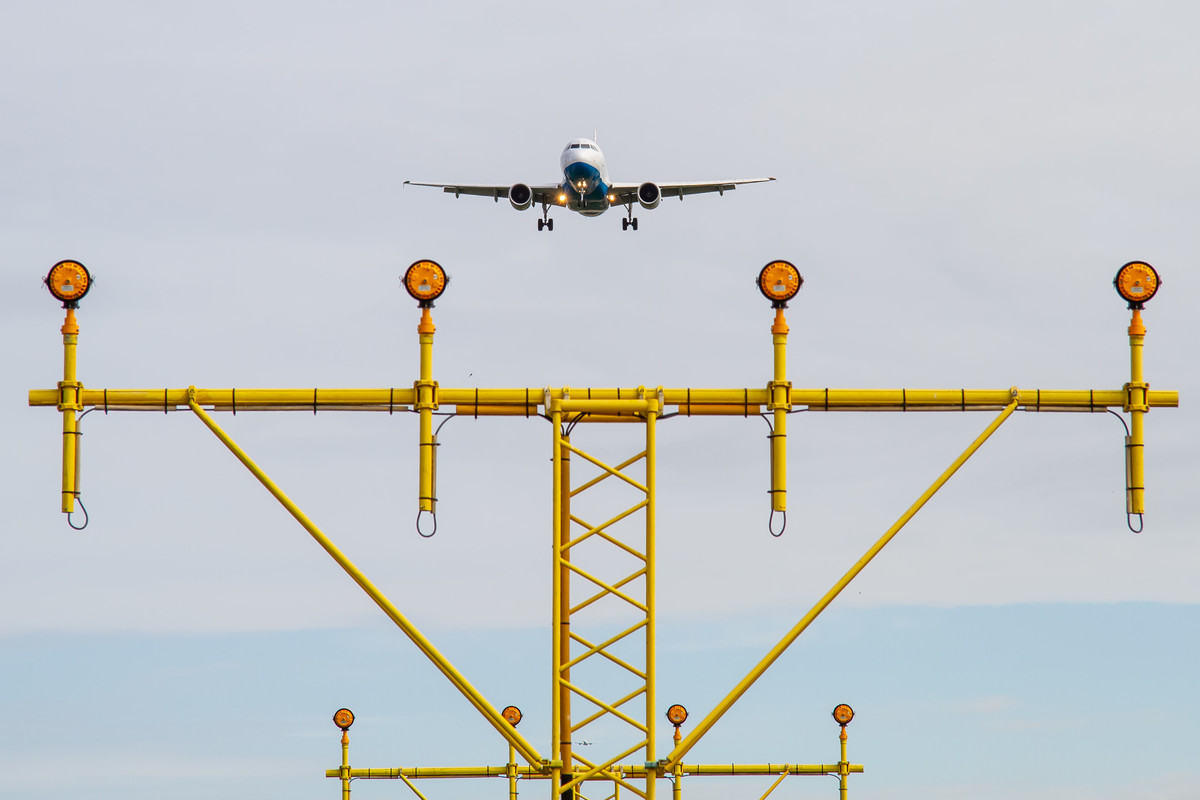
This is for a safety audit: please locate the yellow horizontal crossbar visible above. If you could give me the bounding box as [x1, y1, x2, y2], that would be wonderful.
[30, 386, 1179, 413]
[327, 763, 864, 780]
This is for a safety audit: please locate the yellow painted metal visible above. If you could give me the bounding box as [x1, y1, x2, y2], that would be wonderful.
[32, 275, 1179, 800]
[838, 727, 849, 800]
[645, 401, 658, 800]
[550, 407, 564, 800]
[508, 744, 518, 800]
[756, 771, 788, 800]
[397, 771, 432, 800]
[665, 396, 1020, 769]
[184, 393, 544, 767]
[58, 308, 81, 513]
[551, 395, 661, 800]
[30, 385, 1179, 413]
[559, 435, 573, 776]
[416, 307, 437, 514]
[326, 763, 863, 780]
[1125, 309, 1147, 515]
[768, 308, 790, 513]
[341, 729, 351, 800]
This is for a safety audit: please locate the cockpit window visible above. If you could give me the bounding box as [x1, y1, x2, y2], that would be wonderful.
[569, 143, 580, 149]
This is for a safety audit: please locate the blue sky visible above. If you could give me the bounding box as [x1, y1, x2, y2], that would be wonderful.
[2, 2, 1198, 799]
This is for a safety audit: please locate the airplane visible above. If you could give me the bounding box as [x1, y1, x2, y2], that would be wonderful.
[404, 138, 775, 231]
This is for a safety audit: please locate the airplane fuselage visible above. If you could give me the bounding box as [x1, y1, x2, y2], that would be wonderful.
[559, 138, 611, 216]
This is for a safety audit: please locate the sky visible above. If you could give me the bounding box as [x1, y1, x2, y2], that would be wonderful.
[1, 2, 1198, 799]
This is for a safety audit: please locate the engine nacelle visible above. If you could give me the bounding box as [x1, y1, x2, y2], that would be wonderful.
[637, 182, 662, 210]
[508, 183, 533, 211]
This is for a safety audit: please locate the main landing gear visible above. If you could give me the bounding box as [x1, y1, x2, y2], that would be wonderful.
[538, 203, 554, 232]
[621, 201, 638, 231]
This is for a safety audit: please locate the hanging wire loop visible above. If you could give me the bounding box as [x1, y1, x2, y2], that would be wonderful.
[416, 508, 437, 538]
[768, 507, 786, 537]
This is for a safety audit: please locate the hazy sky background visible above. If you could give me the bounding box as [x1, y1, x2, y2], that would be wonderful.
[2, 3, 1197, 799]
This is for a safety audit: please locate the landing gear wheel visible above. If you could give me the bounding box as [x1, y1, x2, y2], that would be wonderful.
[538, 218, 554, 232]
[621, 203, 639, 231]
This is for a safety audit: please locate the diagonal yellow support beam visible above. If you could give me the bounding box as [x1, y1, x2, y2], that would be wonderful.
[571, 567, 647, 616]
[562, 679, 650, 733]
[567, 500, 651, 556]
[567, 622, 650, 676]
[562, 441, 650, 494]
[564, 561, 649, 613]
[664, 396, 1021, 768]
[185, 392, 544, 767]
[571, 685, 647, 732]
[561, 739, 651, 795]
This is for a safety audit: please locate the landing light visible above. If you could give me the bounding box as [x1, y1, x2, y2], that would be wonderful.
[758, 260, 802, 306]
[559, 194, 566, 203]
[832, 704, 854, 726]
[502, 706, 523, 726]
[403, 259, 447, 306]
[45, 259, 92, 307]
[666, 704, 689, 726]
[333, 708, 355, 730]
[1114, 261, 1160, 308]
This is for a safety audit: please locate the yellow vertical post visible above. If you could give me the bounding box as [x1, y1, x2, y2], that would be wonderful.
[671, 726, 682, 800]
[838, 726, 848, 800]
[559, 434, 573, 783]
[645, 398, 658, 800]
[417, 307, 437, 515]
[1125, 308, 1147, 517]
[58, 308, 81, 513]
[341, 729, 351, 800]
[551, 405, 564, 800]
[508, 743, 519, 800]
[769, 307, 789, 519]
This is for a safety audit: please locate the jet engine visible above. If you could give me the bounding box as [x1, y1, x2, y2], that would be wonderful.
[508, 183, 533, 211]
[637, 182, 662, 210]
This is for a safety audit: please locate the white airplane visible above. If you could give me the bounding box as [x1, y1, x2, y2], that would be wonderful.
[404, 138, 775, 231]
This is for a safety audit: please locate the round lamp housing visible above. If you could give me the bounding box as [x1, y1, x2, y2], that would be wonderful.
[333, 708, 355, 731]
[404, 259, 447, 305]
[832, 704, 855, 726]
[1113, 261, 1159, 308]
[46, 260, 92, 306]
[666, 704, 689, 726]
[758, 260, 802, 306]
[502, 706, 523, 726]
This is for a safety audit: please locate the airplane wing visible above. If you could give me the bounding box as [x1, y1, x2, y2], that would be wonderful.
[403, 181, 565, 205]
[608, 177, 775, 204]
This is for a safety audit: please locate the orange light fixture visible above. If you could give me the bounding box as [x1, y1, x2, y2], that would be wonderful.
[403, 259, 447, 305]
[666, 704, 689, 726]
[502, 706, 523, 726]
[333, 708, 356, 730]
[1113, 261, 1160, 308]
[46, 260, 92, 306]
[832, 704, 854, 726]
[758, 260, 802, 306]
